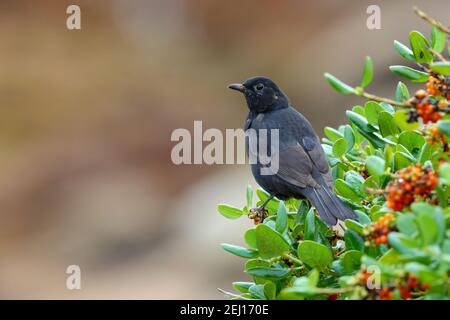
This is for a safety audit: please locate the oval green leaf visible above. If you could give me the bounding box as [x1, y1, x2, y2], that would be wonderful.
[297, 240, 333, 272]
[255, 224, 290, 259]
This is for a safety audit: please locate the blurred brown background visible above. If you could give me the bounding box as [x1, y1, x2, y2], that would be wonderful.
[0, 0, 449, 299]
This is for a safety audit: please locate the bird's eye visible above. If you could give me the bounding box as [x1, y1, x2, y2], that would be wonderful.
[254, 83, 264, 91]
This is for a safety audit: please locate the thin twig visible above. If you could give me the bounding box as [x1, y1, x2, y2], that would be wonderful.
[358, 91, 411, 107]
[413, 6, 450, 35]
[429, 48, 448, 62]
[283, 253, 304, 266]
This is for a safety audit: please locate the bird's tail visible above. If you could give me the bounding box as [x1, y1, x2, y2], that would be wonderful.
[303, 185, 357, 226]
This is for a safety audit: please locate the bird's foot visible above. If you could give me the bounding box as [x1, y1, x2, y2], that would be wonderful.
[248, 207, 269, 225]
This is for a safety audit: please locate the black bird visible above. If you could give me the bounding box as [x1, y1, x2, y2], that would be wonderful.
[228, 76, 356, 226]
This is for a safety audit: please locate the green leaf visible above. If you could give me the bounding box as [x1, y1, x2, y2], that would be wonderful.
[394, 110, 420, 131]
[437, 120, 450, 136]
[244, 228, 257, 249]
[352, 105, 366, 116]
[411, 203, 445, 245]
[431, 26, 446, 52]
[363, 175, 379, 192]
[324, 73, 355, 95]
[395, 81, 410, 102]
[397, 214, 418, 237]
[340, 250, 363, 274]
[217, 204, 243, 219]
[245, 267, 291, 279]
[378, 111, 400, 137]
[275, 201, 288, 234]
[388, 233, 422, 255]
[246, 185, 253, 208]
[297, 240, 333, 271]
[324, 127, 344, 142]
[409, 31, 433, 63]
[346, 111, 373, 132]
[304, 208, 316, 241]
[345, 219, 364, 234]
[343, 125, 355, 151]
[264, 282, 277, 300]
[398, 131, 426, 156]
[418, 141, 433, 163]
[379, 102, 395, 114]
[365, 155, 385, 177]
[344, 229, 365, 251]
[393, 40, 415, 61]
[255, 224, 290, 259]
[346, 111, 388, 148]
[221, 243, 259, 259]
[332, 138, 347, 158]
[345, 171, 366, 197]
[365, 101, 384, 125]
[248, 284, 266, 299]
[430, 62, 450, 75]
[416, 211, 440, 246]
[394, 152, 415, 170]
[279, 270, 320, 298]
[389, 65, 429, 82]
[378, 249, 400, 264]
[245, 259, 270, 270]
[360, 56, 373, 88]
[439, 162, 450, 185]
[335, 179, 363, 201]
[232, 281, 254, 293]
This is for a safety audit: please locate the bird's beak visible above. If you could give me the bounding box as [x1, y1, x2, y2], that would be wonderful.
[228, 83, 246, 93]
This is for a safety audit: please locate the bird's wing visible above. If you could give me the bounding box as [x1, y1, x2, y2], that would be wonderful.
[264, 143, 320, 188]
[301, 136, 326, 171]
[301, 135, 333, 187]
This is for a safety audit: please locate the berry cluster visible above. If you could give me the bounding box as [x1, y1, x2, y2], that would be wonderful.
[355, 269, 429, 300]
[386, 164, 438, 211]
[363, 213, 394, 246]
[408, 89, 443, 123]
[426, 126, 449, 152]
[426, 75, 450, 98]
[248, 208, 268, 225]
[355, 268, 388, 300]
[377, 274, 429, 300]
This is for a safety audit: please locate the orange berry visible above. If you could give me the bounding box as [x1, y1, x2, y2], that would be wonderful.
[438, 100, 447, 108]
[415, 89, 427, 99]
[400, 287, 412, 299]
[421, 283, 429, 291]
[379, 288, 392, 300]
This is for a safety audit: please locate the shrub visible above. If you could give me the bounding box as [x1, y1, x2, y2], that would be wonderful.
[218, 7, 450, 300]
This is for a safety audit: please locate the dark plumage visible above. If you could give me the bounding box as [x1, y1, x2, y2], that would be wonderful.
[228, 76, 356, 226]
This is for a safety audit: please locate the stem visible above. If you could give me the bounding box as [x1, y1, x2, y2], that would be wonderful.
[342, 156, 361, 170]
[364, 187, 385, 196]
[413, 6, 450, 35]
[313, 287, 353, 295]
[283, 253, 304, 266]
[429, 48, 448, 62]
[358, 90, 411, 107]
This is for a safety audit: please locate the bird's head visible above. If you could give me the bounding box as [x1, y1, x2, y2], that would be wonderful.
[228, 76, 289, 113]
